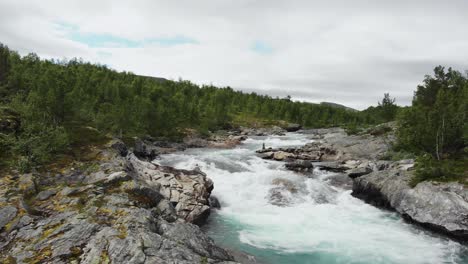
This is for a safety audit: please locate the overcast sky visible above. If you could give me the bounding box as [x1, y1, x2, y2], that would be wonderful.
[1, 0, 467, 109]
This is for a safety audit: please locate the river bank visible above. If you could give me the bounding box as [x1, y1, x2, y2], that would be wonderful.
[157, 129, 468, 264]
[1, 124, 467, 263]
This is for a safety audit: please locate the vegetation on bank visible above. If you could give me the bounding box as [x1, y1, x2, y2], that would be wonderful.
[0, 44, 392, 172]
[0, 43, 466, 185]
[393, 66, 468, 185]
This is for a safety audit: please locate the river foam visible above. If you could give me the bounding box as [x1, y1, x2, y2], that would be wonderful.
[157, 133, 467, 264]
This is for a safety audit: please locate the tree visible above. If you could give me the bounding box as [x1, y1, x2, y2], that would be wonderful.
[378, 93, 398, 122]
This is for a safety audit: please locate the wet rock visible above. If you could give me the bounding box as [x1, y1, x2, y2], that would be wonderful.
[0, 206, 17, 230]
[209, 196, 221, 209]
[35, 190, 56, 201]
[273, 151, 295, 161]
[316, 162, 348, 172]
[347, 167, 372, 179]
[268, 178, 304, 206]
[352, 170, 468, 242]
[285, 160, 313, 172]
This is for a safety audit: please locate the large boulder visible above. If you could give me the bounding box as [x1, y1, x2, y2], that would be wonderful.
[352, 169, 468, 241]
[126, 154, 213, 225]
[284, 123, 302, 132]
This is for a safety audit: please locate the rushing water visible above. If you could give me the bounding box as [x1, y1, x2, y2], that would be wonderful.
[157, 133, 467, 264]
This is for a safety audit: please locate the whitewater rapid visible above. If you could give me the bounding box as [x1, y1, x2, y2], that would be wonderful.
[157, 133, 467, 264]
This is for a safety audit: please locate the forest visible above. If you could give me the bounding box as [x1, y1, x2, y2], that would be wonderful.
[0, 43, 466, 182]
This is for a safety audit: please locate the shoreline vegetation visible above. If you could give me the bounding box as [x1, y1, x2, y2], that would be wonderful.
[1, 44, 466, 186]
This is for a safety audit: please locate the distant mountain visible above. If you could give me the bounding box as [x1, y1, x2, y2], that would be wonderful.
[320, 102, 357, 112]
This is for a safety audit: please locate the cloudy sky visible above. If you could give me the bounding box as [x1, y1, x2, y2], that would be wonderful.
[1, 0, 467, 109]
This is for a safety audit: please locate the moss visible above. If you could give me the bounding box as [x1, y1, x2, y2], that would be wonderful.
[100, 250, 111, 264]
[24, 245, 52, 264]
[39, 222, 63, 241]
[116, 225, 127, 239]
[2, 255, 17, 264]
[200, 256, 208, 264]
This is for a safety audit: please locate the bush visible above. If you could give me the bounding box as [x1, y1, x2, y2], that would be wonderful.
[410, 154, 468, 187]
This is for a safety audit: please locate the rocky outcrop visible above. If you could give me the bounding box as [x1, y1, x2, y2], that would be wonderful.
[0, 140, 239, 263]
[126, 153, 213, 225]
[353, 168, 468, 242]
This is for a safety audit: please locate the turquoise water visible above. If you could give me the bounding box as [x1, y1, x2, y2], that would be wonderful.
[158, 133, 468, 264]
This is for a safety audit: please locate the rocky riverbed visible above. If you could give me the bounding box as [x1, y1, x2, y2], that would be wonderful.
[257, 124, 468, 243]
[0, 137, 248, 263]
[1, 123, 466, 263]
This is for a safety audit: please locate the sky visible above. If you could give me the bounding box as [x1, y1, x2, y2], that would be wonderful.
[1, 0, 467, 110]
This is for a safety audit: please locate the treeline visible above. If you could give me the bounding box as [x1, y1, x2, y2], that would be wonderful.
[394, 66, 468, 184]
[1, 44, 391, 171]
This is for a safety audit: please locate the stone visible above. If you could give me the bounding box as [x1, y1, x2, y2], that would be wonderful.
[208, 196, 221, 209]
[284, 123, 302, 132]
[273, 151, 295, 161]
[0, 206, 17, 230]
[347, 167, 372, 179]
[110, 139, 128, 156]
[285, 160, 313, 172]
[35, 190, 56, 201]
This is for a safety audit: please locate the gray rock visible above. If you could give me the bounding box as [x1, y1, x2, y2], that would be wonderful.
[347, 167, 372, 179]
[36, 189, 56, 201]
[111, 139, 128, 156]
[126, 154, 214, 225]
[284, 123, 302, 132]
[352, 170, 468, 241]
[0, 206, 17, 230]
[285, 160, 313, 172]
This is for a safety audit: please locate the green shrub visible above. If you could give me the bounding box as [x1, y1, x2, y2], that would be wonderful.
[410, 154, 468, 187]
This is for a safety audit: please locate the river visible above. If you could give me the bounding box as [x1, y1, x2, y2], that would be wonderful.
[157, 133, 467, 264]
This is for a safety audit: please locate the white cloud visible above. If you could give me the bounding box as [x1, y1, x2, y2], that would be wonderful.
[1, 0, 467, 109]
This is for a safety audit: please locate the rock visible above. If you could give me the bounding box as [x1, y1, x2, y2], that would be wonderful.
[0, 206, 17, 230]
[110, 139, 128, 156]
[126, 154, 213, 225]
[258, 152, 274, 159]
[18, 173, 37, 197]
[273, 151, 295, 161]
[347, 167, 372, 179]
[352, 170, 468, 242]
[209, 196, 221, 209]
[268, 178, 305, 206]
[285, 160, 313, 172]
[134, 139, 159, 160]
[35, 190, 56, 201]
[284, 123, 302, 132]
[316, 162, 348, 172]
[123, 183, 165, 208]
[60, 186, 79, 196]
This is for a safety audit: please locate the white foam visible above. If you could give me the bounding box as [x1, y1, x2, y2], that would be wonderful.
[158, 135, 464, 264]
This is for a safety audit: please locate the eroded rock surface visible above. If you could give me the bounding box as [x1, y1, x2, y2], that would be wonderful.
[0, 140, 239, 263]
[352, 169, 468, 241]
